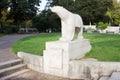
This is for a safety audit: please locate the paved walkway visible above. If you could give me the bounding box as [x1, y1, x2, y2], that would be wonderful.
[0, 34, 35, 63]
[0, 34, 75, 80]
[8, 71, 72, 80]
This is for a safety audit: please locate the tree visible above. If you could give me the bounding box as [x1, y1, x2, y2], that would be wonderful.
[0, 0, 9, 18]
[50, 0, 113, 25]
[73, 0, 113, 24]
[111, 9, 120, 25]
[1, 10, 14, 26]
[109, 0, 120, 25]
[7, 0, 41, 28]
[0, 0, 9, 33]
[32, 9, 61, 32]
[51, 0, 75, 11]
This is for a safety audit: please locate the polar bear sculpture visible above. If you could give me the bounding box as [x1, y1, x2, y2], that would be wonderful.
[51, 6, 83, 41]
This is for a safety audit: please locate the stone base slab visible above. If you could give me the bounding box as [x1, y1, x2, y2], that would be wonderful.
[17, 52, 120, 80]
[45, 39, 91, 60]
[43, 39, 91, 77]
[69, 60, 120, 80]
[17, 52, 43, 73]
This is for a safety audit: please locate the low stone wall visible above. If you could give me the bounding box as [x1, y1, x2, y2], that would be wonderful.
[69, 60, 120, 80]
[17, 52, 44, 73]
[17, 52, 120, 80]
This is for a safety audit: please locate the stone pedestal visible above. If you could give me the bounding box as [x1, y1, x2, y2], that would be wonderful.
[43, 39, 91, 77]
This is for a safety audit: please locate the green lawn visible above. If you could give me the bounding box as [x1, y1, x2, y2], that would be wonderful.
[12, 33, 120, 62]
[0, 34, 5, 37]
[12, 33, 60, 56]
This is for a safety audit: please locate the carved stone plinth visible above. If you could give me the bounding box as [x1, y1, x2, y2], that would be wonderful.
[43, 39, 91, 77]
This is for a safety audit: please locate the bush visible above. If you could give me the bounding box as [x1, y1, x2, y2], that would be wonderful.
[3, 26, 18, 34]
[32, 10, 61, 33]
[97, 22, 109, 30]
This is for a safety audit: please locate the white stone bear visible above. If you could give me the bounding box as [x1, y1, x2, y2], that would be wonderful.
[51, 6, 83, 41]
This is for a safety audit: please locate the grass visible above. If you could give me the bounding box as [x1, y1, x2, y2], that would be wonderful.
[12, 33, 60, 56]
[12, 33, 120, 62]
[84, 33, 120, 62]
[0, 34, 5, 37]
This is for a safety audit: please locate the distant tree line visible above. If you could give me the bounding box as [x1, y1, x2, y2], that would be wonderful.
[32, 9, 61, 32]
[0, 0, 120, 33]
[51, 0, 120, 26]
[32, 0, 120, 33]
[0, 0, 40, 33]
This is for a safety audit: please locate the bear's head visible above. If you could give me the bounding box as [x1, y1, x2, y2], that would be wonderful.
[51, 6, 63, 13]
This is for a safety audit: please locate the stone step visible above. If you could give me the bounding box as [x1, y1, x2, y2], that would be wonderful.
[0, 59, 22, 69]
[0, 69, 30, 80]
[109, 72, 120, 80]
[99, 77, 109, 80]
[0, 64, 26, 77]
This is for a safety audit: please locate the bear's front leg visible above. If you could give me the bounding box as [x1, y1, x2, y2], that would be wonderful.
[59, 21, 75, 41]
[66, 26, 75, 41]
[59, 21, 68, 41]
[60, 27, 74, 41]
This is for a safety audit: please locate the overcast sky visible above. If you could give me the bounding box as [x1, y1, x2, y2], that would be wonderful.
[39, 0, 47, 11]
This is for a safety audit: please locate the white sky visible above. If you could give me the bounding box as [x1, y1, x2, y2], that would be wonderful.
[39, 0, 47, 11]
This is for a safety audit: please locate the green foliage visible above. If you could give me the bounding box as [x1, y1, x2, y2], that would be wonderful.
[51, 0, 75, 11]
[26, 20, 32, 27]
[1, 10, 14, 26]
[106, 0, 120, 25]
[12, 33, 120, 61]
[32, 10, 61, 32]
[6, 0, 41, 27]
[111, 8, 120, 25]
[97, 22, 109, 30]
[2, 26, 18, 34]
[51, 0, 113, 25]
[0, 0, 41, 33]
[0, 0, 9, 18]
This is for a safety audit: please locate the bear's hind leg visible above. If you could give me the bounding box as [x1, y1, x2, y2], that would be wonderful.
[78, 27, 83, 39]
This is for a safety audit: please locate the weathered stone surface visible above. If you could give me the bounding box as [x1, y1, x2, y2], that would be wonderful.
[9, 70, 70, 80]
[43, 39, 91, 78]
[45, 39, 91, 60]
[51, 6, 83, 41]
[109, 72, 120, 80]
[99, 77, 109, 80]
[17, 52, 43, 73]
[69, 60, 120, 80]
[44, 49, 63, 69]
[17, 52, 120, 80]
[44, 48, 69, 77]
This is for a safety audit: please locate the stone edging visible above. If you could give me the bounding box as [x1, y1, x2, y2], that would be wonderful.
[17, 52, 120, 80]
[17, 52, 44, 73]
